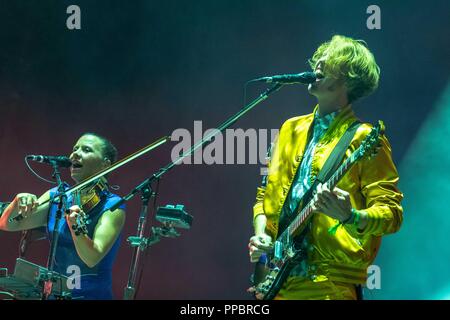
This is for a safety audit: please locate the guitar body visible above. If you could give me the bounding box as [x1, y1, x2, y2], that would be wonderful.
[251, 226, 309, 300]
[252, 252, 303, 300]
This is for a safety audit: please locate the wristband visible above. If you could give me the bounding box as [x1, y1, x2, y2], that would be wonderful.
[328, 208, 359, 235]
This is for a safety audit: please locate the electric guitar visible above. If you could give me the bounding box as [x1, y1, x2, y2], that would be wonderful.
[251, 120, 385, 300]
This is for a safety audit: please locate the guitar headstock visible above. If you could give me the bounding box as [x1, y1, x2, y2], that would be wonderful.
[353, 120, 385, 161]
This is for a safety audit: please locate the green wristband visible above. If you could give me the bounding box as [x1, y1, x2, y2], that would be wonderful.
[328, 208, 360, 236]
[342, 209, 356, 225]
[352, 209, 361, 227]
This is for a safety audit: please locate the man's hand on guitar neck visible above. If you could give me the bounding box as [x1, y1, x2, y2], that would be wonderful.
[312, 183, 353, 222]
[311, 182, 368, 230]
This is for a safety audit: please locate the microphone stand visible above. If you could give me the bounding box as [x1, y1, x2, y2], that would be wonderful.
[41, 160, 69, 300]
[112, 82, 285, 300]
[121, 183, 153, 300]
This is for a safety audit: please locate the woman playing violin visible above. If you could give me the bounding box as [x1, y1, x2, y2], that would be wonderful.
[0, 133, 126, 299]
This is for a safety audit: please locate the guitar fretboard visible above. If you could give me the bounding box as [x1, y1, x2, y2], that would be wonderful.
[284, 153, 356, 238]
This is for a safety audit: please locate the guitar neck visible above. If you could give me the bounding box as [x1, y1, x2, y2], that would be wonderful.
[283, 153, 357, 239]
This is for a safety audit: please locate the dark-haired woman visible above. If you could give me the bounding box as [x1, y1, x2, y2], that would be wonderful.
[0, 133, 125, 299]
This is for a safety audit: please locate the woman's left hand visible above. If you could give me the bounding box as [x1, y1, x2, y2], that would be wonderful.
[66, 205, 86, 231]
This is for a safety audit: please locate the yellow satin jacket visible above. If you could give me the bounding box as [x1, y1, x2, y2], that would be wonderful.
[253, 105, 403, 284]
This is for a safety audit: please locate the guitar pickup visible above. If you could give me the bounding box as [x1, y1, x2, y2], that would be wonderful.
[274, 241, 284, 260]
[156, 204, 193, 229]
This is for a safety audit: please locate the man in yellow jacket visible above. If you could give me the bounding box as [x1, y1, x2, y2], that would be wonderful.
[248, 35, 403, 300]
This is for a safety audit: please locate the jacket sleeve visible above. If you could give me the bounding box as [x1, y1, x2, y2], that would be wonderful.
[253, 186, 266, 222]
[252, 133, 279, 223]
[348, 132, 404, 237]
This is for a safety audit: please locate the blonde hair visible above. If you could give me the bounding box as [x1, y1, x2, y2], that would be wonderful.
[309, 35, 380, 103]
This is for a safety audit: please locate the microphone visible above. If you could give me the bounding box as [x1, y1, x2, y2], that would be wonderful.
[251, 71, 319, 84]
[26, 155, 72, 168]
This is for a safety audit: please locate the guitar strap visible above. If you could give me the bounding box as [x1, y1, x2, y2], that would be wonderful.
[312, 120, 361, 188]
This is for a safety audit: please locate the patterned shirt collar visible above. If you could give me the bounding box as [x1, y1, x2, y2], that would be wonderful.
[314, 109, 339, 132]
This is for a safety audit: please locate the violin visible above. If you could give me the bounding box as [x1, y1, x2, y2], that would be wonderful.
[69, 178, 108, 236]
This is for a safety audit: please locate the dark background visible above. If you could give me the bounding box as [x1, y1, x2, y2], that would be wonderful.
[0, 0, 449, 299]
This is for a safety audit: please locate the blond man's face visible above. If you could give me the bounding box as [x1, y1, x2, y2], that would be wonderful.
[308, 56, 347, 101]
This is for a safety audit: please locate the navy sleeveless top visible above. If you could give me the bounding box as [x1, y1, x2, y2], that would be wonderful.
[47, 184, 125, 300]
